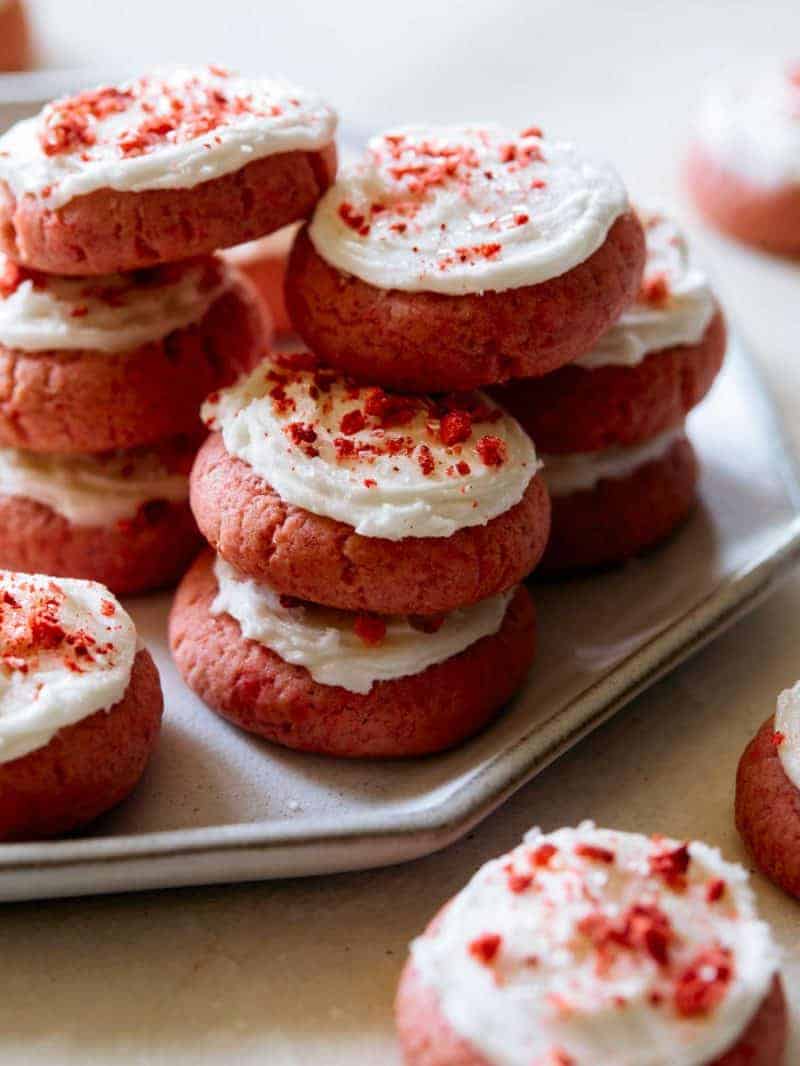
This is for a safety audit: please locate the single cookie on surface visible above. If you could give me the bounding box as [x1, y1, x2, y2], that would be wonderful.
[193, 355, 550, 616]
[736, 683, 800, 898]
[169, 550, 536, 758]
[686, 66, 800, 253]
[286, 125, 645, 391]
[223, 223, 299, 335]
[0, 255, 270, 454]
[539, 428, 698, 573]
[0, 66, 338, 275]
[0, 436, 202, 595]
[0, 569, 163, 840]
[396, 823, 786, 1066]
[493, 213, 727, 454]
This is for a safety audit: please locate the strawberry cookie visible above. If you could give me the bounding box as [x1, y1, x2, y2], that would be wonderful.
[0, 569, 163, 840]
[192, 355, 550, 616]
[169, 550, 535, 757]
[0, 254, 269, 453]
[687, 65, 800, 253]
[494, 214, 727, 454]
[539, 428, 699, 573]
[0, 436, 201, 595]
[286, 125, 645, 391]
[0, 66, 338, 275]
[223, 224, 299, 336]
[396, 823, 786, 1066]
[736, 682, 800, 898]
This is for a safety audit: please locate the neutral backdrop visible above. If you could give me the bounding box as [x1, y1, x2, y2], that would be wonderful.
[4, 1, 800, 1063]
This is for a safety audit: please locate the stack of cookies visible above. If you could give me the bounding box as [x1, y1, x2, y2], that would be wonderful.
[170, 124, 646, 758]
[0, 66, 337, 595]
[494, 211, 726, 572]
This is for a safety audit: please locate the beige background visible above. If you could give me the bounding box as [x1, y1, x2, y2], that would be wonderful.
[3, 1, 800, 1062]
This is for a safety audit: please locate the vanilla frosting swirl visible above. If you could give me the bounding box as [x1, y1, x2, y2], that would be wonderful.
[0, 446, 190, 526]
[0, 255, 229, 352]
[542, 426, 685, 497]
[694, 67, 800, 189]
[212, 556, 513, 694]
[411, 823, 779, 1066]
[575, 214, 715, 369]
[0, 67, 337, 210]
[0, 571, 137, 763]
[203, 358, 539, 541]
[309, 124, 628, 295]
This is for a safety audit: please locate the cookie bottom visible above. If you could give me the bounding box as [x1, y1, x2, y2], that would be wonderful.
[169, 551, 537, 758]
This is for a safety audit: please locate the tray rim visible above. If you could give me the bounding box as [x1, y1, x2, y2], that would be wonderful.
[0, 337, 799, 890]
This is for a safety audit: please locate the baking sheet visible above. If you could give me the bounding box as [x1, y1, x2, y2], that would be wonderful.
[1, 334, 799, 900]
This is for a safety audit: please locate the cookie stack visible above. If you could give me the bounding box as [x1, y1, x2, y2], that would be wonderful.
[0, 67, 337, 594]
[169, 124, 646, 758]
[494, 211, 726, 572]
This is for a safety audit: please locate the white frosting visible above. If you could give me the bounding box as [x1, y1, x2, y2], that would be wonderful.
[774, 681, 800, 790]
[542, 426, 685, 497]
[411, 823, 779, 1066]
[0, 67, 337, 210]
[0, 255, 228, 352]
[203, 358, 539, 541]
[309, 125, 628, 295]
[0, 446, 189, 526]
[0, 571, 137, 763]
[211, 556, 513, 694]
[695, 68, 800, 189]
[576, 215, 715, 369]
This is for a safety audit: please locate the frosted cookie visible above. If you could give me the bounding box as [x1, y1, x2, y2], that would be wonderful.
[0, 436, 202, 595]
[285, 125, 645, 391]
[540, 428, 698, 573]
[396, 823, 786, 1066]
[0, 255, 269, 453]
[687, 66, 800, 253]
[735, 682, 800, 898]
[0, 0, 30, 73]
[493, 214, 727, 454]
[0, 569, 162, 839]
[223, 224, 299, 336]
[193, 355, 550, 616]
[0, 67, 338, 274]
[169, 550, 535, 758]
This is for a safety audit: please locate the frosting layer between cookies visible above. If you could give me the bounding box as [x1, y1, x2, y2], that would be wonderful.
[309, 125, 628, 295]
[0, 570, 136, 763]
[211, 556, 514, 694]
[0, 255, 228, 352]
[542, 425, 685, 496]
[0, 67, 337, 210]
[0, 446, 190, 526]
[411, 823, 779, 1066]
[575, 214, 715, 369]
[694, 68, 800, 188]
[203, 357, 539, 540]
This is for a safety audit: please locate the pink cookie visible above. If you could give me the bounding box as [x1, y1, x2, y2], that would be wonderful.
[396, 824, 786, 1066]
[0, 67, 338, 275]
[0, 573, 162, 840]
[736, 706, 800, 899]
[540, 432, 698, 573]
[0, 259, 269, 454]
[286, 213, 645, 392]
[686, 144, 800, 255]
[191, 432, 550, 617]
[169, 550, 536, 759]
